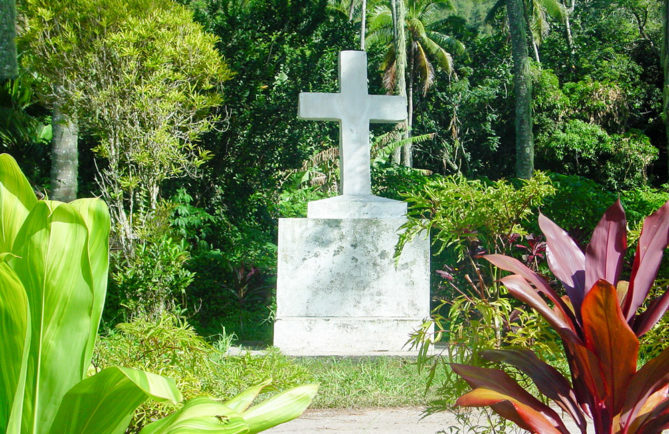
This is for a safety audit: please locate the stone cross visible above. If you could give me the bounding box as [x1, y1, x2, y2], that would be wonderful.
[298, 51, 407, 196]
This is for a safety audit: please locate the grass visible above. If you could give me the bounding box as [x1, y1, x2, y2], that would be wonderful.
[295, 356, 449, 408]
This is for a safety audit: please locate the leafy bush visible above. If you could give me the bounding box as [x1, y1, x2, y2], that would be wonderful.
[94, 314, 314, 432]
[108, 235, 195, 322]
[538, 173, 617, 242]
[537, 120, 657, 191]
[455, 200, 669, 433]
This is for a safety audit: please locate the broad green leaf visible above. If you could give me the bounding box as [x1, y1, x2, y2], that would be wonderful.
[242, 384, 318, 433]
[49, 367, 182, 434]
[456, 388, 563, 433]
[0, 153, 37, 252]
[69, 198, 110, 374]
[582, 280, 639, 414]
[0, 262, 30, 434]
[140, 397, 248, 434]
[11, 201, 95, 434]
[223, 378, 271, 413]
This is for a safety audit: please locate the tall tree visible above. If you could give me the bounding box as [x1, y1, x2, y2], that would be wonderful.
[507, 0, 534, 178]
[390, 0, 408, 164]
[368, 0, 463, 167]
[0, 0, 17, 80]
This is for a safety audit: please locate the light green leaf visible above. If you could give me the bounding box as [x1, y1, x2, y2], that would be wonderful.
[11, 201, 95, 434]
[69, 198, 111, 374]
[223, 378, 271, 413]
[0, 154, 38, 252]
[49, 367, 182, 434]
[0, 262, 30, 434]
[242, 384, 319, 433]
[140, 396, 248, 434]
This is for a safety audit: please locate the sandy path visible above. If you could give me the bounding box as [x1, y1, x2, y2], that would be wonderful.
[266, 407, 481, 433]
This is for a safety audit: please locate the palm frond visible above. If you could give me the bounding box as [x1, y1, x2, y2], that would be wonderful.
[421, 0, 455, 26]
[422, 35, 453, 77]
[537, 0, 566, 22]
[372, 131, 436, 166]
[484, 0, 505, 24]
[414, 41, 435, 95]
[427, 31, 464, 56]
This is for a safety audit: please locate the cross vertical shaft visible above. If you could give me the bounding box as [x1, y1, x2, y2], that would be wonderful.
[299, 51, 407, 196]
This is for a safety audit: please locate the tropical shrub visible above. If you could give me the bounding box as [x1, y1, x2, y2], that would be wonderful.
[454, 200, 669, 433]
[0, 153, 317, 433]
[109, 235, 195, 322]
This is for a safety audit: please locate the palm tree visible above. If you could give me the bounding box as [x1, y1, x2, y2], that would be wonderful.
[368, 0, 463, 166]
[663, 0, 669, 177]
[487, 0, 565, 63]
[0, 0, 18, 80]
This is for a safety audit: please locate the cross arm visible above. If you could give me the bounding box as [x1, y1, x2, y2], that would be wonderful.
[298, 92, 342, 121]
[368, 95, 407, 123]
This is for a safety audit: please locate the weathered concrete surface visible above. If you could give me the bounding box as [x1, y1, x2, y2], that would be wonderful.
[307, 194, 407, 219]
[274, 218, 429, 356]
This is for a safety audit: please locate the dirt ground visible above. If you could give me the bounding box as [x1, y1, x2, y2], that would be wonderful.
[267, 407, 601, 433]
[266, 407, 493, 433]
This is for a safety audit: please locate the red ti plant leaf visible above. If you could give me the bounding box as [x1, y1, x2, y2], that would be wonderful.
[485, 254, 578, 329]
[632, 287, 669, 337]
[581, 280, 639, 416]
[623, 200, 669, 322]
[451, 364, 568, 432]
[539, 213, 587, 314]
[500, 275, 580, 343]
[620, 346, 669, 431]
[633, 391, 669, 434]
[585, 199, 627, 292]
[456, 388, 565, 434]
[482, 349, 587, 433]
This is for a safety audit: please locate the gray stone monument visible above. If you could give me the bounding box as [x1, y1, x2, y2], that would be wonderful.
[273, 51, 430, 355]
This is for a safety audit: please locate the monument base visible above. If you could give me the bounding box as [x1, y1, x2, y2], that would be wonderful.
[274, 217, 430, 356]
[274, 317, 424, 356]
[307, 194, 407, 218]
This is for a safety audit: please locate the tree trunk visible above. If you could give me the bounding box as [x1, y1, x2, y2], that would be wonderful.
[360, 0, 367, 50]
[348, 0, 355, 21]
[507, 0, 534, 179]
[0, 0, 17, 80]
[404, 40, 414, 167]
[664, 0, 669, 178]
[50, 108, 79, 201]
[392, 0, 408, 165]
[565, 0, 575, 55]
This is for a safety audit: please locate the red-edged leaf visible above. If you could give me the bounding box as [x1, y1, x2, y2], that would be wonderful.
[624, 200, 669, 321]
[632, 288, 669, 337]
[634, 393, 669, 434]
[456, 388, 565, 434]
[500, 275, 581, 343]
[585, 199, 627, 291]
[451, 364, 564, 427]
[485, 254, 577, 327]
[564, 340, 605, 409]
[539, 213, 586, 312]
[482, 349, 586, 432]
[620, 347, 669, 430]
[582, 280, 639, 414]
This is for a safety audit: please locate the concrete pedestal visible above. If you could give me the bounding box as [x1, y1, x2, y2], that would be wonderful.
[273, 218, 430, 356]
